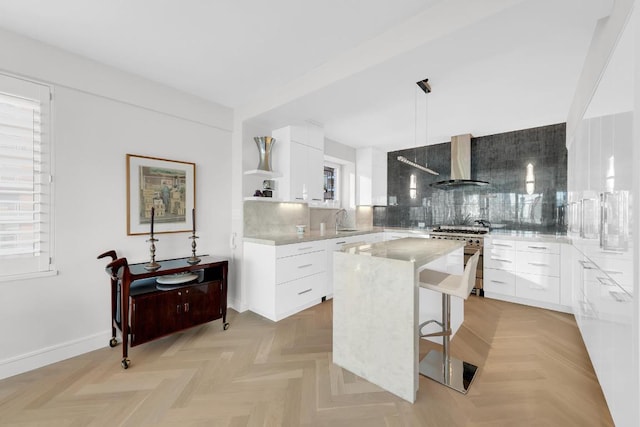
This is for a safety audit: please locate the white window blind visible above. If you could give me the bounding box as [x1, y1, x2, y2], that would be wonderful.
[0, 74, 52, 279]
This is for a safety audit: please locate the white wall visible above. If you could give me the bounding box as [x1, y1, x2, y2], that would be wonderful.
[0, 28, 233, 379]
[356, 147, 387, 206]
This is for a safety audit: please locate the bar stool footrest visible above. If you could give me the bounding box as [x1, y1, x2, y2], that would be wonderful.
[419, 350, 478, 395]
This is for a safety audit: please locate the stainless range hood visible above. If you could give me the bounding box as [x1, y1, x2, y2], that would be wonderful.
[430, 134, 489, 188]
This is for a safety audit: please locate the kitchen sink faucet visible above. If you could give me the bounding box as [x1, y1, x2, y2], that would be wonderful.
[335, 209, 348, 232]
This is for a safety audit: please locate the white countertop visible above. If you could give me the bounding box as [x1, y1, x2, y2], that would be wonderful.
[341, 237, 464, 269]
[488, 229, 571, 244]
[243, 226, 570, 246]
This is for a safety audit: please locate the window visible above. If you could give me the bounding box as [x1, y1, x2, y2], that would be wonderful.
[323, 166, 336, 200]
[0, 74, 53, 280]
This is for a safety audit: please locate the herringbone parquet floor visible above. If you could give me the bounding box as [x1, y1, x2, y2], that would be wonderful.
[0, 297, 613, 426]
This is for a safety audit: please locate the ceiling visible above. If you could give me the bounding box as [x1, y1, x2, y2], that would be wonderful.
[0, 0, 612, 151]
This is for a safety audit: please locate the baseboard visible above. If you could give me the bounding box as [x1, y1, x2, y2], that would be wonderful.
[0, 331, 108, 380]
[228, 297, 246, 313]
[484, 292, 572, 314]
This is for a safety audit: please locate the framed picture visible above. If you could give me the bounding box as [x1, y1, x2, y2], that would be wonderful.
[127, 154, 196, 235]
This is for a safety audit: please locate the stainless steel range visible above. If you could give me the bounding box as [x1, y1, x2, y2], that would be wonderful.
[429, 225, 488, 296]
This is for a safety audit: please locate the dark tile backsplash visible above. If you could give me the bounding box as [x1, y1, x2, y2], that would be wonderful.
[379, 123, 567, 233]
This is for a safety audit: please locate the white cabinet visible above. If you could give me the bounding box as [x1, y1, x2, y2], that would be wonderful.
[272, 124, 325, 204]
[356, 147, 387, 205]
[244, 240, 326, 321]
[483, 237, 567, 312]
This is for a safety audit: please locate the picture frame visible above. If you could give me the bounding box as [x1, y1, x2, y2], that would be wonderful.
[126, 154, 196, 235]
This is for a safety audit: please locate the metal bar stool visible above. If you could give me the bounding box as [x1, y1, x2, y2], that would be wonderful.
[418, 251, 480, 394]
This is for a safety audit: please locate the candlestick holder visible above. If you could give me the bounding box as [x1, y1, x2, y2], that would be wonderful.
[144, 235, 161, 271]
[187, 233, 200, 265]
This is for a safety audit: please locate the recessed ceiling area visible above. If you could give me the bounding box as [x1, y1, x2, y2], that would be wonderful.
[0, 0, 613, 151]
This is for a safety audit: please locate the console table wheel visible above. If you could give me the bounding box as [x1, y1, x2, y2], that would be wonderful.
[121, 358, 130, 369]
[223, 322, 230, 330]
[109, 338, 118, 348]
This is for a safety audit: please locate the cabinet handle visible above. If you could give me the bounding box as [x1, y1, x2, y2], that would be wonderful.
[184, 303, 189, 312]
[298, 263, 313, 269]
[298, 288, 313, 295]
[298, 246, 314, 251]
[491, 257, 512, 263]
[596, 276, 615, 287]
[335, 241, 347, 245]
[490, 280, 506, 284]
[609, 290, 631, 302]
[528, 262, 548, 267]
[311, 198, 323, 201]
[604, 270, 623, 275]
[493, 243, 513, 247]
[527, 245, 548, 250]
[578, 260, 596, 270]
[176, 304, 181, 314]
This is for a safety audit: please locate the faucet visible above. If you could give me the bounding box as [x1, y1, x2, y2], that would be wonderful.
[335, 209, 347, 232]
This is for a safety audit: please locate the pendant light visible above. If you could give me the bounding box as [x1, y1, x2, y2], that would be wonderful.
[396, 78, 439, 176]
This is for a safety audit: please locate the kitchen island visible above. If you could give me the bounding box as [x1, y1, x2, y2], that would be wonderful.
[333, 237, 465, 403]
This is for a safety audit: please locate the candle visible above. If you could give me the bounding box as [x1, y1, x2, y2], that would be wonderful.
[192, 208, 196, 234]
[150, 206, 155, 235]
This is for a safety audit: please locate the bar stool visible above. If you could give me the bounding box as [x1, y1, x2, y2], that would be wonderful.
[418, 251, 480, 394]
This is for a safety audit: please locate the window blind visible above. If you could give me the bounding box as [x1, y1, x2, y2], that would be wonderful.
[0, 74, 52, 278]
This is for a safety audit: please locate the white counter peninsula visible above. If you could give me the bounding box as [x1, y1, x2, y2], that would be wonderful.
[333, 237, 465, 403]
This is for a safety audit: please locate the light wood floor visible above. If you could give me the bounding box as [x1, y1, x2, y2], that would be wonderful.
[0, 297, 613, 426]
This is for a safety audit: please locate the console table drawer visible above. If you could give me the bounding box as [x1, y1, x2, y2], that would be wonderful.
[276, 251, 326, 284]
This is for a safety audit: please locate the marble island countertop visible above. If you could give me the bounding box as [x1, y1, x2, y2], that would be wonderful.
[341, 237, 464, 268]
[243, 227, 386, 245]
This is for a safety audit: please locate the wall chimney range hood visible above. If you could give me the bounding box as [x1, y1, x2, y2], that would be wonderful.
[430, 134, 489, 188]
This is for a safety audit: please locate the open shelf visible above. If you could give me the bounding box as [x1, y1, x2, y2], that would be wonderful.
[243, 169, 282, 178]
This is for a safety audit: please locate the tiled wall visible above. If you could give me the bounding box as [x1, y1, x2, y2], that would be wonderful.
[380, 123, 567, 233]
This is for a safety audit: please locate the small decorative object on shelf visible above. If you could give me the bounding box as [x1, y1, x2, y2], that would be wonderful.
[187, 208, 200, 265]
[145, 207, 161, 271]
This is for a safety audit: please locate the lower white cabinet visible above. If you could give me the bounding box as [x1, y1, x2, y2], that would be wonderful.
[484, 237, 569, 312]
[245, 240, 326, 321]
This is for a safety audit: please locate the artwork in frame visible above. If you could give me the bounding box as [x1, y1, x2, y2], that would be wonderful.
[127, 154, 196, 235]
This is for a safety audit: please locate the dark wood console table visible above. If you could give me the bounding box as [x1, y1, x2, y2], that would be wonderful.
[98, 251, 229, 369]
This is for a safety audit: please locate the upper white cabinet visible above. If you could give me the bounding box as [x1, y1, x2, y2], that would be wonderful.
[272, 123, 325, 203]
[567, 6, 637, 426]
[356, 147, 387, 205]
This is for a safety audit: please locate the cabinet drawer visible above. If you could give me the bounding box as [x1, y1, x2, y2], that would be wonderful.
[484, 269, 516, 296]
[515, 241, 560, 254]
[516, 273, 560, 304]
[276, 273, 325, 315]
[486, 239, 517, 250]
[485, 248, 516, 271]
[516, 252, 559, 277]
[327, 235, 367, 251]
[276, 251, 326, 284]
[276, 240, 325, 259]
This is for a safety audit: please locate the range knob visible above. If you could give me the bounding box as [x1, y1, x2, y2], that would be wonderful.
[468, 239, 473, 244]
